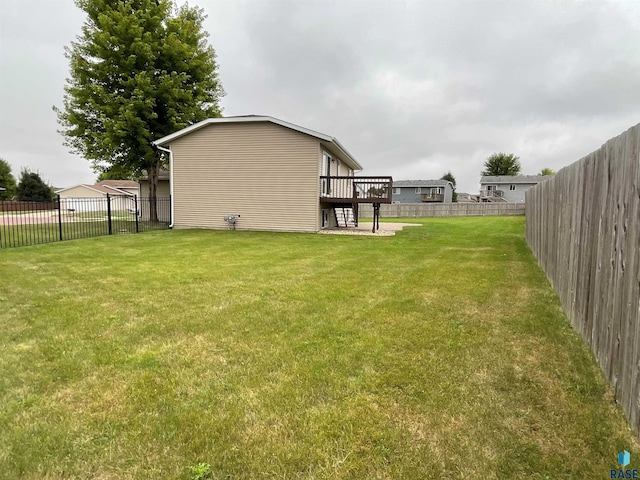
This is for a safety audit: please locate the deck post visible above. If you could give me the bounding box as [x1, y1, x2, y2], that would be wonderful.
[372, 203, 381, 233]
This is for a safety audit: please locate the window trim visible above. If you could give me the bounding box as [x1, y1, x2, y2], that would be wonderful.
[415, 187, 421, 194]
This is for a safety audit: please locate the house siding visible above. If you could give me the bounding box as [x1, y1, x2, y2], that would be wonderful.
[444, 185, 453, 203]
[169, 122, 320, 232]
[482, 183, 535, 203]
[139, 179, 171, 199]
[392, 183, 453, 203]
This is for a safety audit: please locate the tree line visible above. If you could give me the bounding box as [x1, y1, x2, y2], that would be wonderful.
[0, 159, 54, 202]
[481, 153, 555, 177]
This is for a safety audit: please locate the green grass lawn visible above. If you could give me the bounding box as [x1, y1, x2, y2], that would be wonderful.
[1, 217, 637, 479]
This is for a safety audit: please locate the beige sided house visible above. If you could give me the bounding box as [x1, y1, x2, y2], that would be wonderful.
[138, 170, 170, 199]
[153, 116, 392, 232]
[137, 170, 171, 222]
[56, 181, 138, 212]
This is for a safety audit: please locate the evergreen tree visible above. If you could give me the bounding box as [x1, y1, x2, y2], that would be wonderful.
[481, 153, 522, 176]
[16, 170, 53, 202]
[55, 0, 224, 220]
[440, 171, 457, 202]
[0, 158, 17, 200]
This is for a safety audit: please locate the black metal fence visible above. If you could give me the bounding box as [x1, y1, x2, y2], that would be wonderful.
[0, 194, 171, 248]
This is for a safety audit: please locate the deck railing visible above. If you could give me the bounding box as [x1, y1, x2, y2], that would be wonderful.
[319, 176, 393, 203]
[479, 189, 504, 199]
[421, 194, 444, 202]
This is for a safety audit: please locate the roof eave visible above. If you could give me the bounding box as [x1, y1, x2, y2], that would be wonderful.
[55, 184, 106, 195]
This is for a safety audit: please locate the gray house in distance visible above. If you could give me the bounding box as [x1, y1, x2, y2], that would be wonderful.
[479, 175, 548, 203]
[392, 180, 454, 203]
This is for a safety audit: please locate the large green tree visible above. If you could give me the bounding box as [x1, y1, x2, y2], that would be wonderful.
[440, 171, 457, 202]
[481, 153, 522, 176]
[538, 167, 555, 176]
[0, 158, 17, 200]
[16, 170, 53, 202]
[56, 0, 224, 220]
[96, 164, 135, 182]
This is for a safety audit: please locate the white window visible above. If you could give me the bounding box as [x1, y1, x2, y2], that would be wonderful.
[393, 188, 401, 195]
[415, 187, 421, 194]
[509, 184, 516, 191]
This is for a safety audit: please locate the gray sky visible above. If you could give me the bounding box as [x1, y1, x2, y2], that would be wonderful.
[1, 0, 639, 193]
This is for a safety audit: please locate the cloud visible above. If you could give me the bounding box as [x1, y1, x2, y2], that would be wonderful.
[1, 0, 639, 192]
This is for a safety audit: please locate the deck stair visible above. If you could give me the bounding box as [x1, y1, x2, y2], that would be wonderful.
[334, 206, 357, 227]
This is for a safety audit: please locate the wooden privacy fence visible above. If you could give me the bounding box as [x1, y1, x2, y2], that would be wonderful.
[0, 200, 59, 212]
[359, 202, 525, 218]
[526, 123, 640, 433]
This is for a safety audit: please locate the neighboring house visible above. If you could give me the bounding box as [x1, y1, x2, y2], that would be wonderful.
[152, 115, 392, 232]
[55, 181, 138, 212]
[138, 170, 170, 199]
[96, 180, 139, 197]
[456, 192, 476, 203]
[479, 175, 548, 203]
[391, 180, 453, 203]
[137, 170, 171, 222]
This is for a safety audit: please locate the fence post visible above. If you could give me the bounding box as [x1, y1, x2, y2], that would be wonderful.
[169, 194, 172, 226]
[57, 195, 63, 241]
[0, 199, 4, 248]
[106, 193, 112, 235]
[134, 195, 139, 233]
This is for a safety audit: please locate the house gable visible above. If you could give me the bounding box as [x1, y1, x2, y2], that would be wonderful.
[56, 184, 106, 198]
[155, 116, 362, 172]
[168, 121, 322, 232]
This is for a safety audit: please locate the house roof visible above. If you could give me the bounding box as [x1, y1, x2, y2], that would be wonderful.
[480, 175, 548, 184]
[393, 180, 453, 188]
[96, 180, 138, 188]
[137, 169, 170, 181]
[153, 115, 363, 171]
[55, 183, 136, 196]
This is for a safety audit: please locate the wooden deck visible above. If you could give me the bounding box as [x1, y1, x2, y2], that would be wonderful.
[319, 176, 393, 204]
[421, 194, 444, 202]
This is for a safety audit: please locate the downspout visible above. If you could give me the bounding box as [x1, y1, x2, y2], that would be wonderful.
[154, 144, 174, 228]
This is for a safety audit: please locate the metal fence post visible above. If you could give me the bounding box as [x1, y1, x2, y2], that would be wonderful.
[57, 195, 63, 241]
[0, 199, 4, 248]
[107, 193, 112, 235]
[134, 195, 139, 233]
